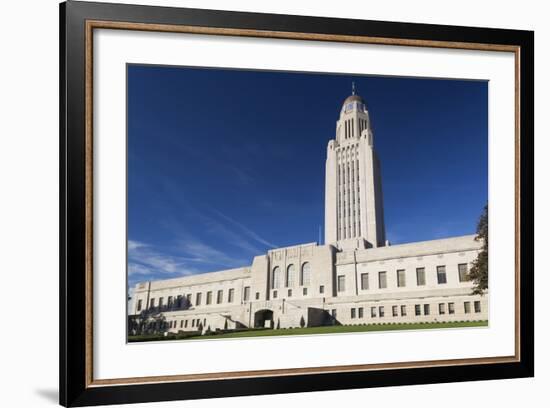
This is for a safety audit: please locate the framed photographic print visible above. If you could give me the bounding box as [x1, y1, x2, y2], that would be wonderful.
[59, 1, 534, 406]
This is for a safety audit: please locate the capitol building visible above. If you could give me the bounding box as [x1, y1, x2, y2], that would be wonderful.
[129, 87, 487, 335]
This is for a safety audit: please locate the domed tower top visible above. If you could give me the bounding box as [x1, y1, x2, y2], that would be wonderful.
[336, 82, 372, 145]
[340, 82, 368, 116]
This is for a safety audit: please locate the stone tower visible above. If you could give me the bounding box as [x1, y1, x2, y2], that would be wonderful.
[324, 84, 386, 249]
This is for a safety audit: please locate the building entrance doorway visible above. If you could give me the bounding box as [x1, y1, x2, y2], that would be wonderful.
[254, 309, 274, 328]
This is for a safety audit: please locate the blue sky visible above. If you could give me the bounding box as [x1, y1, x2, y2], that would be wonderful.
[127, 65, 488, 287]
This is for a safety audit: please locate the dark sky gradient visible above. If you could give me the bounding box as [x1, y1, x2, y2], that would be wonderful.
[127, 64, 488, 286]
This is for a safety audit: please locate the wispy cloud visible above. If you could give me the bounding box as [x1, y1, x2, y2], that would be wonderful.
[227, 165, 256, 186]
[127, 172, 279, 282]
[128, 239, 197, 277]
[210, 209, 277, 249]
[165, 138, 257, 187]
[177, 240, 248, 267]
[201, 218, 263, 255]
[128, 240, 148, 251]
[128, 236, 248, 284]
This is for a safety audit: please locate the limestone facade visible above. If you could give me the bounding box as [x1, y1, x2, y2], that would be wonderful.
[130, 235, 486, 334]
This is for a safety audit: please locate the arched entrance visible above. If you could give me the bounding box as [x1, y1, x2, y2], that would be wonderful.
[254, 309, 274, 328]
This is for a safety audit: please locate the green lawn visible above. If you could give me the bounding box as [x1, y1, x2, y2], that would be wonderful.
[129, 320, 488, 342]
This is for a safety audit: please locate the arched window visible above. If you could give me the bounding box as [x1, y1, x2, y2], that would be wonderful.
[286, 264, 296, 287]
[301, 262, 311, 286]
[272, 266, 281, 289]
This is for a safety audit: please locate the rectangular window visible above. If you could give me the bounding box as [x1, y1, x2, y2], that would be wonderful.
[401, 305, 407, 316]
[159, 297, 164, 308]
[416, 267, 426, 286]
[216, 290, 223, 304]
[439, 303, 445, 315]
[448, 302, 455, 314]
[319, 285, 325, 294]
[361, 273, 369, 290]
[351, 308, 356, 319]
[474, 301, 481, 313]
[379, 306, 385, 317]
[243, 286, 250, 301]
[331, 309, 337, 318]
[149, 298, 155, 308]
[423, 304, 430, 315]
[255, 292, 260, 300]
[337, 275, 346, 292]
[184, 320, 188, 328]
[195, 293, 202, 306]
[378, 271, 387, 289]
[371, 307, 377, 318]
[191, 319, 195, 327]
[137, 299, 142, 312]
[228, 288, 235, 303]
[392, 305, 398, 317]
[186, 294, 192, 304]
[167, 296, 173, 308]
[464, 301, 471, 314]
[437, 265, 447, 284]
[288, 289, 292, 297]
[273, 290, 278, 299]
[397, 269, 406, 287]
[358, 307, 364, 318]
[180, 320, 184, 328]
[303, 287, 308, 296]
[206, 291, 212, 305]
[458, 263, 469, 282]
[415, 304, 421, 316]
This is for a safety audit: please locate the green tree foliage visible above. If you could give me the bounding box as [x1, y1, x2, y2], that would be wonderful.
[469, 204, 488, 295]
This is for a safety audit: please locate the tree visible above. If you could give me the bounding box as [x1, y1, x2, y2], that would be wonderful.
[469, 204, 488, 295]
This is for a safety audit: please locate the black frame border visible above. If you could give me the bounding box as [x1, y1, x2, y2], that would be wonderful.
[60, 1, 534, 406]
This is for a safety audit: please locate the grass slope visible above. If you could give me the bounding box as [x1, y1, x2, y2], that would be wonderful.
[129, 320, 488, 342]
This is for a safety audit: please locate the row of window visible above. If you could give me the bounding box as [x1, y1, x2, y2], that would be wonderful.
[337, 263, 470, 292]
[272, 285, 325, 299]
[136, 286, 258, 312]
[137, 263, 472, 312]
[341, 116, 368, 140]
[337, 158, 361, 240]
[143, 317, 210, 332]
[336, 143, 359, 164]
[272, 262, 311, 289]
[169, 317, 207, 330]
[345, 301, 482, 319]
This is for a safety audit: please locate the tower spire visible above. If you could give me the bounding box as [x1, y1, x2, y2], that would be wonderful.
[351, 81, 356, 95]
